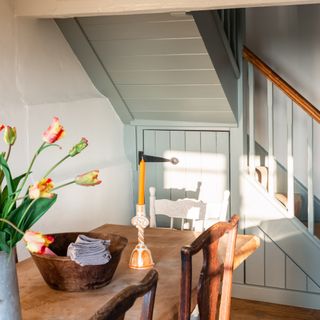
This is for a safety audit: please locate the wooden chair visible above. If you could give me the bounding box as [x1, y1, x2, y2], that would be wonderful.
[90, 269, 158, 320]
[149, 186, 230, 231]
[180, 215, 239, 320]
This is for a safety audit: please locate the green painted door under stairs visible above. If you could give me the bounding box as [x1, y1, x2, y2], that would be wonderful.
[141, 129, 230, 227]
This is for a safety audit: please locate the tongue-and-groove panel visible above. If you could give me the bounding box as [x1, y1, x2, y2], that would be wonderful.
[77, 13, 234, 124]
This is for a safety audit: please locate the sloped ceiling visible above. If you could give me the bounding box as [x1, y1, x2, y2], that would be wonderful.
[58, 13, 236, 125]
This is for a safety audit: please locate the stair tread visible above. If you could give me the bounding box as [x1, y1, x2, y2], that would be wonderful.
[254, 166, 303, 217]
[275, 193, 302, 217]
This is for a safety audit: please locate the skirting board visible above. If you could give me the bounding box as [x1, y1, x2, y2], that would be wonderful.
[233, 283, 320, 310]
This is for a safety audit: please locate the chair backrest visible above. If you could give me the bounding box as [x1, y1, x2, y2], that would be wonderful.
[90, 269, 158, 320]
[149, 187, 230, 231]
[179, 215, 239, 320]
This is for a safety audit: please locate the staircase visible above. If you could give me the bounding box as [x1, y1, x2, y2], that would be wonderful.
[244, 46, 320, 234]
[237, 45, 320, 308]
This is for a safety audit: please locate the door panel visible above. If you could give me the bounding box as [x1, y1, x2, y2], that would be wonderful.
[142, 129, 230, 227]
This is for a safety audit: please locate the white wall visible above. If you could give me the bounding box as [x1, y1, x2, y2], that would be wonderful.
[0, 0, 133, 259]
[246, 5, 320, 197]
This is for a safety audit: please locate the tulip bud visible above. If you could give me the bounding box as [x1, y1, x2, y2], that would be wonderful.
[75, 170, 102, 186]
[69, 137, 88, 157]
[3, 126, 16, 145]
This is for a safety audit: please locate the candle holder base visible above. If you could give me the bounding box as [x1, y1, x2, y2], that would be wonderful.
[129, 243, 154, 270]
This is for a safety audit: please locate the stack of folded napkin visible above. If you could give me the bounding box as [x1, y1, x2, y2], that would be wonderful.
[67, 235, 111, 266]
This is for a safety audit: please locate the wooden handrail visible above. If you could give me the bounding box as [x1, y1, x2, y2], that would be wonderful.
[243, 46, 320, 124]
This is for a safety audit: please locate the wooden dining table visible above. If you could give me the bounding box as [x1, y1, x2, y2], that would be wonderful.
[17, 224, 260, 319]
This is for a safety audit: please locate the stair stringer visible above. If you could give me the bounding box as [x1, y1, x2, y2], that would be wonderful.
[241, 173, 320, 288]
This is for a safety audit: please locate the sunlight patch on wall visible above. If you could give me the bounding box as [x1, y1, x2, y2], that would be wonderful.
[163, 150, 227, 203]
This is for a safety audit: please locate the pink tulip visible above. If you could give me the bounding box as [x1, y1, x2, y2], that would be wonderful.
[29, 178, 55, 199]
[75, 170, 102, 186]
[24, 230, 56, 255]
[42, 117, 65, 144]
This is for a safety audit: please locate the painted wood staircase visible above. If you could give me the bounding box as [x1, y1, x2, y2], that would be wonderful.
[240, 45, 320, 308]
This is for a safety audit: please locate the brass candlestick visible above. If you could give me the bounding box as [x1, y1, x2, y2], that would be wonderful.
[129, 204, 154, 269]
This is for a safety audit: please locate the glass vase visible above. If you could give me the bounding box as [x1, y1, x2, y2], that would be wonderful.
[0, 250, 21, 320]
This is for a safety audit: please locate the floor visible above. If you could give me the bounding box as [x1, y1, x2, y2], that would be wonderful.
[231, 298, 320, 319]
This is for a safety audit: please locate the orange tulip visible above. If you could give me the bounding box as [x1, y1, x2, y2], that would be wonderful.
[29, 178, 55, 199]
[24, 230, 55, 255]
[42, 117, 65, 144]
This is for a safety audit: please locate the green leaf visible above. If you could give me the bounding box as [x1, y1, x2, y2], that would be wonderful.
[8, 195, 57, 232]
[4, 195, 57, 248]
[0, 172, 29, 212]
[25, 196, 57, 230]
[0, 231, 10, 253]
[0, 155, 13, 196]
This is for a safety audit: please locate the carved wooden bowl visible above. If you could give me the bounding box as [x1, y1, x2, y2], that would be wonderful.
[30, 232, 128, 292]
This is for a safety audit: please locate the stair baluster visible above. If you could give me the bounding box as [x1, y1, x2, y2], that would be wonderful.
[248, 62, 255, 177]
[287, 99, 294, 218]
[267, 80, 275, 196]
[307, 118, 314, 234]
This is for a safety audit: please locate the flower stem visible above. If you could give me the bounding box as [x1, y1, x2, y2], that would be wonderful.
[43, 155, 70, 178]
[0, 218, 24, 235]
[5, 144, 11, 162]
[7, 142, 46, 216]
[17, 199, 37, 229]
[52, 180, 75, 192]
[16, 194, 29, 201]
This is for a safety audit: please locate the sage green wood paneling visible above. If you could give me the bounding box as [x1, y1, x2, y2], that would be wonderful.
[143, 130, 157, 219]
[80, 13, 194, 25]
[193, 11, 239, 120]
[90, 38, 207, 56]
[245, 227, 265, 286]
[133, 111, 235, 124]
[117, 84, 225, 99]
[142, 129, 230, 227]
[217, 132, 230, 203]
[110, 70, 220, 86]
[265, 235, 286, 288]
[185, 131, 202, 199]
[102, 54, 214, 72]
[155, 130, 171, 199]
[74, 13, 235, 125]
[127, 98, 230, 112]
[286, 257, 307, 291]
[170, 131, 187, 201]
[307, 278, 320, 293]
[200, 131, 217, 202]
[83, 21, 199, 41]
[155, 130, 171, 226]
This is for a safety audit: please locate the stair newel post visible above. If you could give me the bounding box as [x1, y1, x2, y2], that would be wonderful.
[267, 80, 275, 196]
[248, 62, 255, 176]
[307, 117, 314, 234]
[287, 99, 294, 217]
